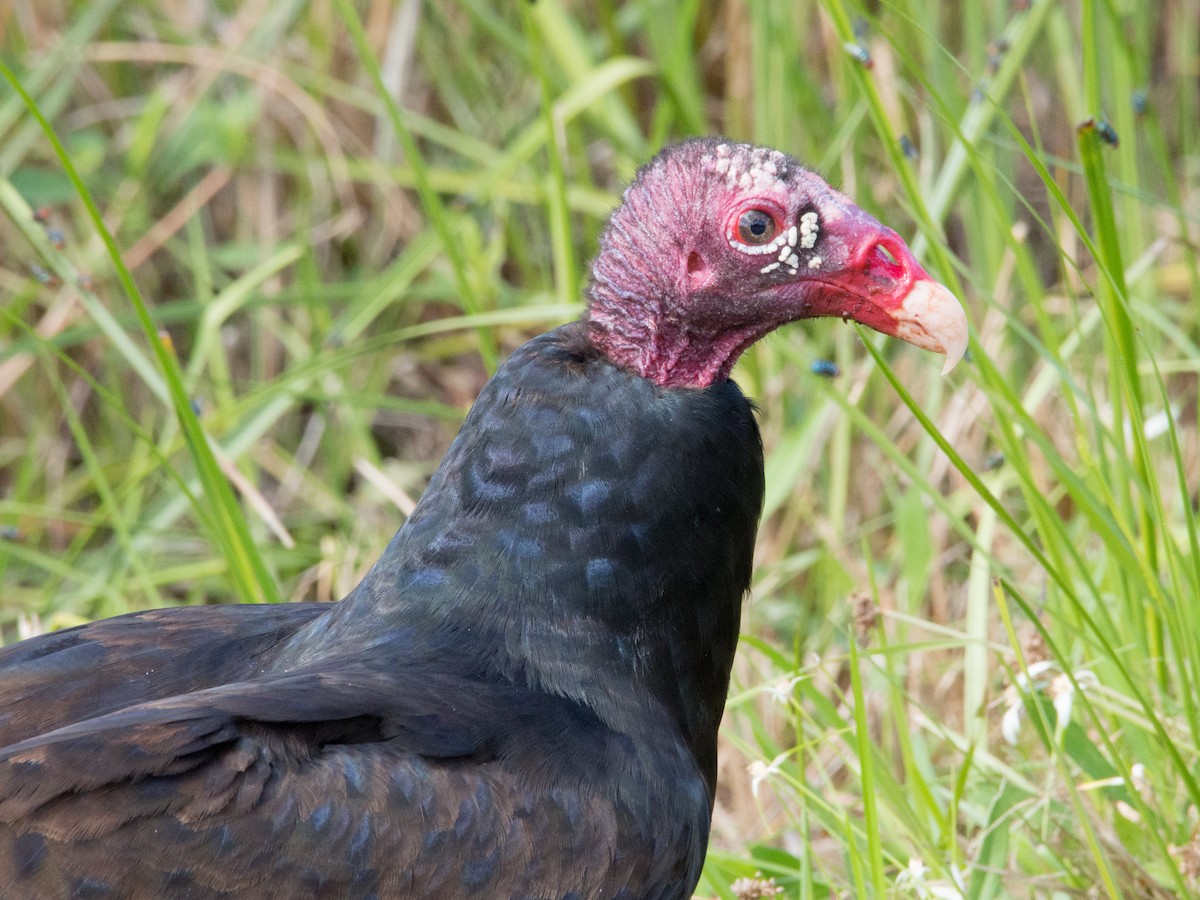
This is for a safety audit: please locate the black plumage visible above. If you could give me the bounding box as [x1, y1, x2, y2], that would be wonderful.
[0, 139, 966, 899]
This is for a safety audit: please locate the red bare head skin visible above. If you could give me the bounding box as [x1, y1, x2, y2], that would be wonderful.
[584, 138, 968, 388]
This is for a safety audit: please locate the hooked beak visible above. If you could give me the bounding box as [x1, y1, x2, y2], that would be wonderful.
[881, 273, 969, 376]
[803, 223, 968, 375]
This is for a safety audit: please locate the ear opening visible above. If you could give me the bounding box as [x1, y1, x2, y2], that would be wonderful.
[685, 251, 711, 285]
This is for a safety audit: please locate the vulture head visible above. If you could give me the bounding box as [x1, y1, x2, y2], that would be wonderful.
[586, 138, 968, 387]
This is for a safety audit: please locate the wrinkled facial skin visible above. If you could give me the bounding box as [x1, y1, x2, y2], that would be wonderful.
[586, 138, 967, 388]
[682, 144, 867, 322]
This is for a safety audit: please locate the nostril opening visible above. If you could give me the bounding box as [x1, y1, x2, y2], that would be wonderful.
[871, 241, 906, 279]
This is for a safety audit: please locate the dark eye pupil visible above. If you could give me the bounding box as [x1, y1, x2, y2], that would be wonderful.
[737, 210, 775, 245]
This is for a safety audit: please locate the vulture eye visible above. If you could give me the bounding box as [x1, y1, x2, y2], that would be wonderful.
[736, 209, 776, 245]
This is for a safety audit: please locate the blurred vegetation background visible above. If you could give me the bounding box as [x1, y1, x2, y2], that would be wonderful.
[2, 0, 1199, 896]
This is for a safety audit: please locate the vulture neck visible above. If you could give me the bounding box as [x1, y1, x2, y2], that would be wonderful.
[287, 323, 764, 792]
[585, 282, 766, 389]
[585, 241, 782, 393]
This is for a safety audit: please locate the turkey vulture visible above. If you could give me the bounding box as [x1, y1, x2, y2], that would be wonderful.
[0, 139, 966, 898]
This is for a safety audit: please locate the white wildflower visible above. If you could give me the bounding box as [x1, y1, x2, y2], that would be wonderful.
[895, 857, 929, 889]
[1000, 660, 1055, 745]
[1001, 660, 1097, 745]
[895, 857, 966, 898]
[762, 674, 804, 706]
[748, 752, 789, 799]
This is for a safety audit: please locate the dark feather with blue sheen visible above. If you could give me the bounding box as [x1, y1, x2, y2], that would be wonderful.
[0, 322, 764, 899]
